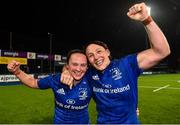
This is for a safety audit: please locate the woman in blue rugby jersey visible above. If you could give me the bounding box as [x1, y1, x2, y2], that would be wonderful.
[61, 2, 170, 124]
[7, 49, 92, 124]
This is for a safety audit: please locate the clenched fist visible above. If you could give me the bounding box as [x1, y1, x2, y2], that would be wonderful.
[7, 60, 21, 75]
[127, 2, 149, 22]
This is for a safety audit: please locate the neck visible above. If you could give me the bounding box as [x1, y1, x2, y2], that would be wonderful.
[73, 79, 81, 86]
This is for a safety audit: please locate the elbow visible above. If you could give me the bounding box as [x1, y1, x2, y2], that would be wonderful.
[165, 46, 171, 57]
[154, 46, 171, 61]
[28, 78, 38, 89]
[167, 47, 171, 56]
[160, 46, 171, 59]
[165, 41, 171, 56]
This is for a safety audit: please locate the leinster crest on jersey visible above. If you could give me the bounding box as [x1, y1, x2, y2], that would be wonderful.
[110, 67, 122, 80]
[79, 88, 88, 100]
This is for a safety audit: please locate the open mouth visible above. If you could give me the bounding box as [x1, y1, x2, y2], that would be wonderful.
[95, 58, 103, 67]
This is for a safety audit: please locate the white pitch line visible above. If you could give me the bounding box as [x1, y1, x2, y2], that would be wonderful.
[139, 86, 180, 90]
[139, 86, 158, 89]
[153, 85, 170, 92]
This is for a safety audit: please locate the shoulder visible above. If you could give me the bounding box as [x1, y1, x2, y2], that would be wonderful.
[116, 54, 138, 64]
[44, 73, 61, 83]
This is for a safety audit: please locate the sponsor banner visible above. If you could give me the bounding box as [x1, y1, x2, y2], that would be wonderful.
[19, 52, 27, 58]
[27, 52, 36, 59]
[61, 56, 67, 61]
[0, 74, 34, 83]
[36, 53, 54, 60]
[1, 50, 27, 58]
[36, 53, 49, 60]
[0, 57, 27, 64]
[54, 54, 61, 61]
[0, 75, 20, 82]
[48, 54, 54, 61]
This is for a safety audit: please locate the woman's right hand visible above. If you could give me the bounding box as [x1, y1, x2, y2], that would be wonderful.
[60, 69, 74, 89]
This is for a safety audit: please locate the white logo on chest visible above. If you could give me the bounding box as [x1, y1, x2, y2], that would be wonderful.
[56, 88, 65, 95]
[110, 67, 122, 80]
[92, 74, 99, 80]
[79, 88, 88, 100]
[66, 99, 76, 104]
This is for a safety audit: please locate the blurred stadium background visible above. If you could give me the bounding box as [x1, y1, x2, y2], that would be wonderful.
[0, 0, 180, 124]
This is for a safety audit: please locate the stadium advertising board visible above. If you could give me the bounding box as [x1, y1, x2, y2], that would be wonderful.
[36, 53, 55, 61]
[61, 56, 67, 61]
[49, 54, 54, 61]
[54, 54, 61, 61]
[0, 57, 27, 64]
[0, 74, 34, 85]
[0, 50, 27, 58]
[0, 75, 20, 82]
[36, 54, 49, 60]
[27, 52, 36, 59]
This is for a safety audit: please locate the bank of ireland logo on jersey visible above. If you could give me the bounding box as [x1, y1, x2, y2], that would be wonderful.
[102, 84, 112, 88]
[79, 88, 88, 100]
[66, 99, 76, 104]
[56, 88, 65, 95]
[92, 74, 99, 80]
[110, 67, 122, 80]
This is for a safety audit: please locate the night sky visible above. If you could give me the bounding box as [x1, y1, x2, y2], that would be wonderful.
[0, 0, 180, 63]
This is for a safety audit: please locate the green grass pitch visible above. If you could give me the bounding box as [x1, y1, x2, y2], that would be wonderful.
[0, 73, 180, 124]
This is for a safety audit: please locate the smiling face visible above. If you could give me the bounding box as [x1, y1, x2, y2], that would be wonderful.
[66, 53, 88, 81]
[85, 44, 111, 71]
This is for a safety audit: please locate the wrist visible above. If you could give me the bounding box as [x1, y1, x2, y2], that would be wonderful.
[142, 16, 153, 26]
[13, 70, 21, 76]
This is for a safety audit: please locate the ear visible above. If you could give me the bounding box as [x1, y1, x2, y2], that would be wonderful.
[106, 49, 111, 57]
[66, 64, 69, 70]
[62, 64, 69, 71]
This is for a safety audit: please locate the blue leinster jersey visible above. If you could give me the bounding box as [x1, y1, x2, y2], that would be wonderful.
[87, 54, 143, 124]
[37, 73, 92, 124]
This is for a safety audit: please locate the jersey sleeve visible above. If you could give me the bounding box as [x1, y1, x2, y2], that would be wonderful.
[123, 53, 143, 77]
[37, 75, 52, 89]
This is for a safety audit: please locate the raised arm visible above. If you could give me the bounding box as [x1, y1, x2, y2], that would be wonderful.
[127, 2, 170, 70]
[7, 60, 38, 88]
